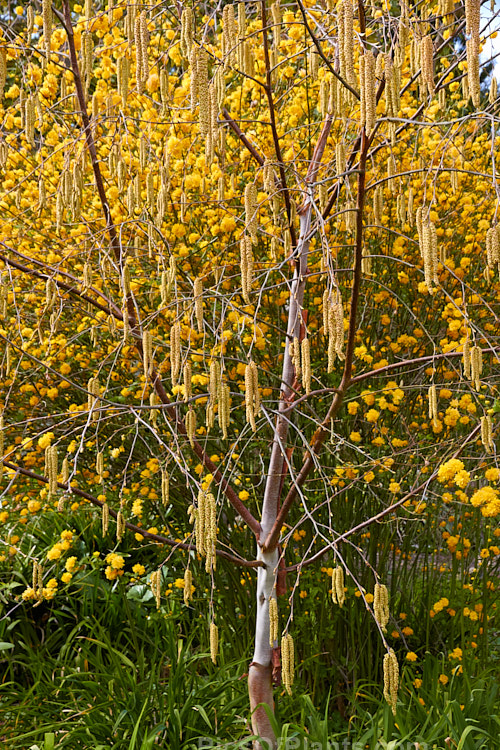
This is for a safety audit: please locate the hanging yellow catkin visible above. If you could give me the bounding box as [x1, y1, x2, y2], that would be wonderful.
[244, 183, 258, 244]
[481, 415, 494, 453]
[143, 330, 153, 379]
[470, 345, 483, 390]
[185, 407, 196, 448]
[210, 622, 219, 664]
[240, 234, 254, 303]
[219, 384, 230, 439]
[102, 502, 109, 535]
[197, 48, 210, 136]
[161, 468, 169, 506]
[374, 583, 390, 632]
[194, 277, 203, 332]
[183, 362, 192, 403]
[96, 450, 104, 479]
[467, 38, 480, 107]
[428, 384, 438, 424]
[60, 456, 69, 485]
[222, 3, 237, 67]
[204, 491, 217, 573]
[150, 570, 161, 609]
[42, 0, 52, 65]
[331, 566, 346, 607]
[116, 508, 125, 542]
[420, 36, 434, 97]
[338, 0, 355, 87]
[45, 444, 58, 496]
[486, 225, 500, 273]
[245, 361, 260, 432]
[183, 568, 193, 605]
[360, 51, 376, 133]
[281, 633, 295, 695]
[383, 649, 399, 715]
[301, 337, 311, 394]
[180, 7, 194, 58]
[269, 596, 278, 646]
[170, 321, 181, 386]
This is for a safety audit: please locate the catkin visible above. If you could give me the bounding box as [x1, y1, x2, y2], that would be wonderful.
[42, 0, 52, 65]
[219, 383, 230, 439]
[269, 596, 278, 646]
[331, 566, 346, 607]
[150, 570, 161, 609]
[383, 649, 399, 715]
[134, 11, 149, 94]
[0, 49, 6, 101]
[463, 335, 471, 379]
[467, 38, 480, 107]
[210, 622, 218, 663]
[281, 633, 295, 695]
[183, 362, 192, 403]
[416, 207, 439, 293]
[205, 491, 217, 573]
[185, 407, 196, 448]
[102, 502, 109, 535]
[194, 277, 204, 332]
[222, 4, 237, 67]
[87, 375, 100, 419]
[291, 336, 301, 378]
[374, 583, 390, 632]
[428, 384, 438, 424]
[360, 51, 376, 133]
[301, 337, 311, 395]
[486, 225, 500, 272]
[170, 321, 181, 386]
[96, 450, 104, 478]
[338, 0, 355, 88]
[244, 183, 258, 244]
[489, 77, 497, 106]
[481, 415, 494, 453]
[324, 289, 345, 372]
[45, 444, 58, 496]
[159, 463, 169, 499]
[420, 36, 434, 97]
[180, 7, 194, 58]
[183, 568, 193, 605]
[197, 48, 210, 137]
[240, 234, 254, 303]
[244, 360, 260, 432]
[470, 345, 483, 390]
[116, 509, 125, 542]
[143, 330, 153, 378]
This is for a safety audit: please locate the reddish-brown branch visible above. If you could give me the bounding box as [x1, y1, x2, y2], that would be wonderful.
[0, 251, 122, 319]
[222, 108, 265, 166]
[2, 460, 264, 568]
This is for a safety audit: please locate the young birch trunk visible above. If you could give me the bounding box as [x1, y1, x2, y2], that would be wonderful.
[248, 118, 332, 748]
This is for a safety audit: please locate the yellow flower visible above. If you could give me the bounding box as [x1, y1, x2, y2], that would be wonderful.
[406, 652, 418, 662]
[65, 556, 78, 572]
[437, 459, 465, 483]
[37, 432, 55, 450]
[413, 678, 423, 688]
[61, 572, 72, 584]
[132, 564, 146, 575]
[365, 409, 380, 423]
[438, 674, 449, 685]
